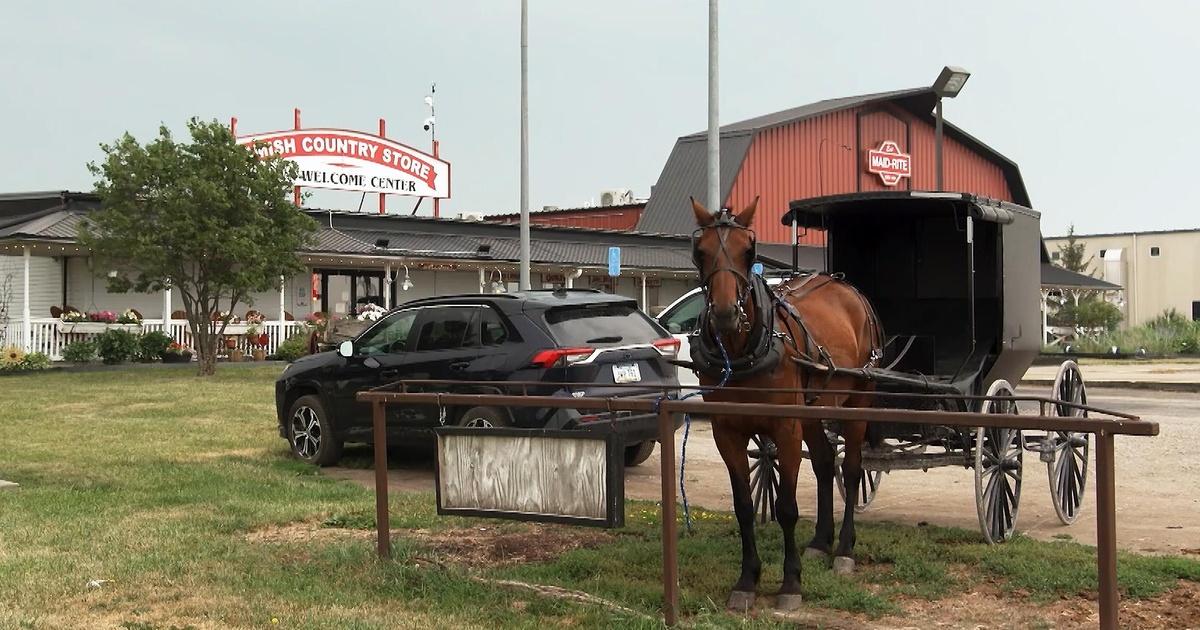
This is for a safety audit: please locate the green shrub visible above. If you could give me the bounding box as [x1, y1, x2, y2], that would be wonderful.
[20, 352, 50, 371]
[94, 329, 140, 365]
[61, 340, 98, 363]
[275, 331, 312, 363]
[137, 331, 174, 362]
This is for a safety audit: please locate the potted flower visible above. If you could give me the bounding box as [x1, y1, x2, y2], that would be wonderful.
[61, 310, 87, 323]
[245, 313, 269, 361]
[58, 309, 117, 334]
[162, 342, 193, 364]
[355, 303, 387, 322]
[116, 309, 142, 325]
[89, 310, 118, 324]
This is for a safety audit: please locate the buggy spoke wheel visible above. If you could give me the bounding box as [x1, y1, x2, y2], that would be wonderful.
[749, 435, 779, 523]
[1048, 361, 1090, 525]
[832, 430, 882, 513]
[975, 380, 1023, 544]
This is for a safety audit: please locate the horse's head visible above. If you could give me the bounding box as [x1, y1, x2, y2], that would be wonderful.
[691, 196, 759, 334]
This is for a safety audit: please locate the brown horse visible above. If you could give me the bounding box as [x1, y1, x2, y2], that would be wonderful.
[690, 197, 881, 611]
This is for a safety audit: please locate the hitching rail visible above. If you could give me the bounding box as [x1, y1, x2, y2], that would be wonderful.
[357, 384, 1157, 630]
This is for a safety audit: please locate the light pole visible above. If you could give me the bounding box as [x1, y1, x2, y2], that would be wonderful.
[931, 66, 971, 191]
[519, 0, 531, 290]
[706, 0, 719, 213]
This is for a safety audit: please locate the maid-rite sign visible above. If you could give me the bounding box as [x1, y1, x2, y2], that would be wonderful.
[866, 140, 911, 187]
[238, 128, 450, 198]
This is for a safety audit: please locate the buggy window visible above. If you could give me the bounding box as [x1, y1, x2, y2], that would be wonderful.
[545, 303, 662, 346]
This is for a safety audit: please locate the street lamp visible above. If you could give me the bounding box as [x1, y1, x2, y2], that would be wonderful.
[931, 66, 971, 191]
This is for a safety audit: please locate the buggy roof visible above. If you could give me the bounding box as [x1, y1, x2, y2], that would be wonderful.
[781, 191, 1039, 230]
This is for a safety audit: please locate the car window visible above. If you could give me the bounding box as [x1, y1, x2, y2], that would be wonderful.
[412, 306, 478, 352]
[659, 292, 702, 334]
[544, 302, 662, 347]
[355, 309, 418, 356]
[480, 307, 509, 346]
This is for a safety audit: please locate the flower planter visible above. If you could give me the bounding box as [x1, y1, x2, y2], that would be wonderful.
[217, 324, 250, 336]
[56, 322, 141, 334]
[252, 349, 266, 362]
[162, 353, 193, 364]
[228, 349, 245, 363]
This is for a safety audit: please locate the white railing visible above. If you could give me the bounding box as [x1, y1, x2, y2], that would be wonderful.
[4, 318, 308, 362]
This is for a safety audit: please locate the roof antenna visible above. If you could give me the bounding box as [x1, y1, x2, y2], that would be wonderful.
[328, 210, 333, 229]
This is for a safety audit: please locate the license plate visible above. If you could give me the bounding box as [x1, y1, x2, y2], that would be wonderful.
[613, 362, 642, 384]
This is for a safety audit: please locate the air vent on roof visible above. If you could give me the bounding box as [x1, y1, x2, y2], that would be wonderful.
[477, 244, 492, 257]
[599, 189, 632, 206]
[458, 212, 485, 222]
[375, 238, 390, 248]
[542, 205, 559, 212]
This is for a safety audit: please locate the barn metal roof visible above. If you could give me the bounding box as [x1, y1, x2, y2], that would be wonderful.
[1040, 264, 1122, 290]
[636, 87, 1030, 236]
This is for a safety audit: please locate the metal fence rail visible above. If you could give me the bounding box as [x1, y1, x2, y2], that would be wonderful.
[357, 382, 1158, 630]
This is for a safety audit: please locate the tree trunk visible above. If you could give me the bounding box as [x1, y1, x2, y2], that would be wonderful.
[197, 347, 217, 376]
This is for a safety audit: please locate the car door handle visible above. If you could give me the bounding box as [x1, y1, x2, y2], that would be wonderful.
[380, 368, 402, 380]
[449, 361, 470, 372]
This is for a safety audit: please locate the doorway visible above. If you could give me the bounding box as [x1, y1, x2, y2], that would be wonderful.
[317, 269, 391, 317]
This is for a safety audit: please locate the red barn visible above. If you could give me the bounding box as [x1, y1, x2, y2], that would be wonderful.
[636, 87, 1029, 245]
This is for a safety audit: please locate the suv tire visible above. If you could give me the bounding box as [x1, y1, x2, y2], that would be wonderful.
[287, 395, 344, 466]
[458, 406, 510, 428]
[624, 440, 656, 466]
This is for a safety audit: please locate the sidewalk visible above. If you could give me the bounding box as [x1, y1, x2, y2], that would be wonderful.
[1022, 359, 1200, 392]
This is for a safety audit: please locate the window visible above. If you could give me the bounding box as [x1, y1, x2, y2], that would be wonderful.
[1150, 246, 1161, 257]
[1099, 249, 1107, 258]
[659, 292, 703, 334]
[413, 306, 478, 352]
[355, 310, 418, 356]
[480, 307, 509, 346]
[544, 303, 662, 346]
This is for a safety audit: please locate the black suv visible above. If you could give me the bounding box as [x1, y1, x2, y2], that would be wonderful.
[275, 290, 681, 467]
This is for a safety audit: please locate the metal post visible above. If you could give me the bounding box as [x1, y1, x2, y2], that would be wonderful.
[519, 0, 531, 290]
[22, 246, 31, 352]
[791, 218, 799, 273]
[379, 118, 387, 214]
[293, 108, 302, 207]
[383, 264, 392, 309]
[1096, 431, 1118, 629]
[433, 140, 441, 219]
[641, 274, 648, 311]
[278, 275, 286, 323]
[935, 98, 944, 191]
[658, 405, 679, 626]
[706, 0, 720, 213]
[373, 401, 391, 559]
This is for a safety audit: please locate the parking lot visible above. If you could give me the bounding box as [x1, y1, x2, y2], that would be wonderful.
[329, 386, 1198, 555]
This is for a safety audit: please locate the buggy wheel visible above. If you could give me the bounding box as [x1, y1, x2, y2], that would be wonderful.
[831, 430, 882, 513]
[748, 434, 779, 523]
[975, 380, 1023, 544]
[1048, 361, 1090, 525]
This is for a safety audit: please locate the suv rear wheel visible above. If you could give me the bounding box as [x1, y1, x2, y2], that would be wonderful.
[458, 406, 510, 428]
[625, 440, 656, 466]
[288, 395, 343, 466]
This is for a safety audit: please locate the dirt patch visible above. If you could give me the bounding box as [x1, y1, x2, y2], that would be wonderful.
[861, 579, 1200, 629]
[245, 520, 373, 545]
[408, 524, 614, 567]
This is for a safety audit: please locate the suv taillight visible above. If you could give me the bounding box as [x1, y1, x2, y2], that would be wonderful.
[530, 347, 594, 368]
[653, 338, 681, 358]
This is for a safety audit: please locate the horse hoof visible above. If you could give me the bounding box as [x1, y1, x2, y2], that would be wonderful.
[832, 556, 856, 576]
[727, 590, 756, 612]
[803, 547, 830, 561]
[775, 593, 803, 611]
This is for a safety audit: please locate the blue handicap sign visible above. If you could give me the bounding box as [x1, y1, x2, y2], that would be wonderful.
[608, 247, 621, 277]
[751, 262, 764, 276]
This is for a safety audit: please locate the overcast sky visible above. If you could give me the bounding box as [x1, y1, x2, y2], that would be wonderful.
[3, 1, 1196, 236]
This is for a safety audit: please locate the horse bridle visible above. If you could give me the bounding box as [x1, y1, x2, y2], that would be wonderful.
[692, 210, 758, 331]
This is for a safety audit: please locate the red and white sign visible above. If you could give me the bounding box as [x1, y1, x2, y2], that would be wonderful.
[866, 140, 911, 186]
[238, 128, 450, 199]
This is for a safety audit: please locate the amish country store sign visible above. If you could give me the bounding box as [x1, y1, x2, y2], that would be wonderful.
[238, 129, 450, 198]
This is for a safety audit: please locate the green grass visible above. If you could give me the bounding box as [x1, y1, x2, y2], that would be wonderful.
[1, 367, 1197, 628]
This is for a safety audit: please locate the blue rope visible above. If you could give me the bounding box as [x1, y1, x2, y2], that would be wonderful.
[675, 333, 732, 533]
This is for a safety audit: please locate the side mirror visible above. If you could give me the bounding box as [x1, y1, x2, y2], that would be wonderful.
[337, 340, 354, 358]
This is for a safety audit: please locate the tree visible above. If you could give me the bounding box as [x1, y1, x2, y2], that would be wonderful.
[1051, 224, 1123, 333]
[82, 118, 316, 375]
[1056, 224, 1092, 275]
